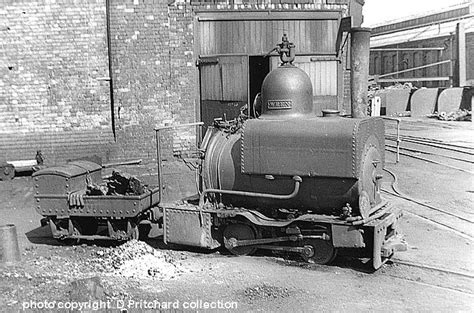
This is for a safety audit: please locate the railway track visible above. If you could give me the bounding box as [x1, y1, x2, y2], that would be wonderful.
[384, 197, 474, 241]
[389, 259, 474, 279]
[386, 134, 474, 155]
[379, 137, 474, 293]
[382, 168, 474, 240]
[382, 169, 473, 223]
[385, 143, 474, 164]
[382, 268, 474, 295]
[383, 258, 474, 295]
[385, 134, 474, 174]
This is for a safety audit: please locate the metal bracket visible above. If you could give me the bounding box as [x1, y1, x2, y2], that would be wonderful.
[196, 57, 219, 66]
[382, 117, 401, 163]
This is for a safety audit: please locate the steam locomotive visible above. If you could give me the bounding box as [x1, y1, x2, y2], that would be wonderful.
[33, 36, 406, 269]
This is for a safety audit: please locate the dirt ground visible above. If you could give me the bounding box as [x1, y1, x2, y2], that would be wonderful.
[0, 118, 473, 312]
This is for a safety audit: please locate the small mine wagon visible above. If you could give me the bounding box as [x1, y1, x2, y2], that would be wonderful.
[33, 160, 160, 240]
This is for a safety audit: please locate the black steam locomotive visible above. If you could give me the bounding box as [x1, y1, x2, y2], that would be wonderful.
[34, 37, 406, 269]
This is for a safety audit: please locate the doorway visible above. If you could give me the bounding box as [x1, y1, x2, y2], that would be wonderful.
[249, 56, 270, 115]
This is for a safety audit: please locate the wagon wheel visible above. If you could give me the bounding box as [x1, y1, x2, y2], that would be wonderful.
[130, 225, 140, 240]
[301, 238, 337, 265]
[54, 219, 81, 245]
[138, 223, 152, 240]
[223, 223, 257, 256]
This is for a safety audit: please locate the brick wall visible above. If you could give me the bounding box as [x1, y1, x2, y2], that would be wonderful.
[109, 0, 196, 161]
[0, 0, 114, 164]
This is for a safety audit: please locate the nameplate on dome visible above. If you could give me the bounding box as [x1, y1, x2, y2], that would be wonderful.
[267, 100, 292, 110]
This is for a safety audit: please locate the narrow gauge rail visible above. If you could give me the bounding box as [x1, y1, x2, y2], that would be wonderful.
[385, 133, 474, 174]
[382, 190, 473, 240]
[382, 168, 474, 240]
[389, 259, 474, 279]
[385, 134, 474, 155]
[383, 263, 474, 295]
[385, 143, 474, 164]
[387, 134, 474, 150]
[385, 147, 474, 174]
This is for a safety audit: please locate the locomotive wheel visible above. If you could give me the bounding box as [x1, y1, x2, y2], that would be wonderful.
[223, 223, 257, 256]
[301, 239, 337, 265]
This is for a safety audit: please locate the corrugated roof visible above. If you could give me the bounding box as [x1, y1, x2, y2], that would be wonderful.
[370, 16, 474, 47]
[369, 1, 471, 28]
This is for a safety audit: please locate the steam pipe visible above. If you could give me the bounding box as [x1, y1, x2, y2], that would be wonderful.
[199, 176, 302, 207]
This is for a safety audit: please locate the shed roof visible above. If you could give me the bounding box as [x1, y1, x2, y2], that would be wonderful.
[370, 16, 474, 47]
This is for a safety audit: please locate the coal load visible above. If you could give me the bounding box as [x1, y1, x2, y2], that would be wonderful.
[87, 171, 148, 196]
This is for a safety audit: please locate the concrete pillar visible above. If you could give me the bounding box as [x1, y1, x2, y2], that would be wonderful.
[350, 27, 371, 118]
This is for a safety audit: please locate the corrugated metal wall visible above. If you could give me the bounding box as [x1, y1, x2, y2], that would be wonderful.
[369, 45, 452, 88]
[199, 19, 338, 55]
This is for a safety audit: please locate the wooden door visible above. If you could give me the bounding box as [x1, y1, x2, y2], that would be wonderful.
[198, 55, 248, 129]
[270, 56, 339, 115]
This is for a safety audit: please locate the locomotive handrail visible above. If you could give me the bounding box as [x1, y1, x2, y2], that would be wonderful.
[154, 122, 205, 131]
[199, 175, 302, 207]
[382, 117, 401, 163]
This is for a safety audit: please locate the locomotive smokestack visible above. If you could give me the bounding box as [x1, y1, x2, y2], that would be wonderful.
[350, 27, 371, 118]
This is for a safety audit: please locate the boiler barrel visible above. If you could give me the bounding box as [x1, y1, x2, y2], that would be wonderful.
[201, 116, 385, 214]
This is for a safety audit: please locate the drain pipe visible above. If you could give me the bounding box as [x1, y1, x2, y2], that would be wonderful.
[105, 0, 116, 139]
